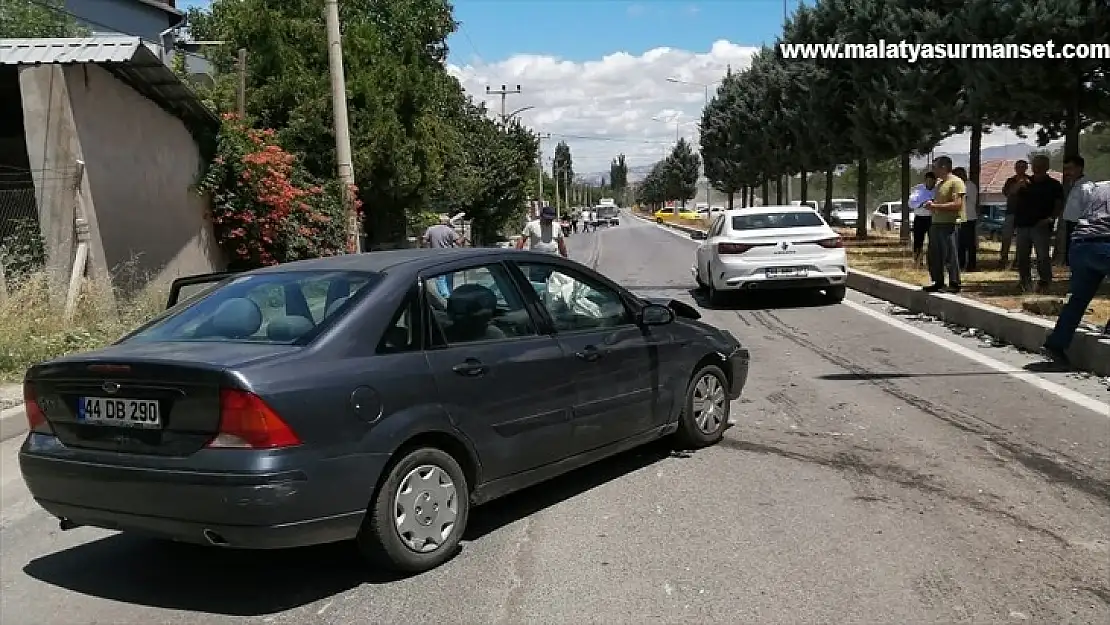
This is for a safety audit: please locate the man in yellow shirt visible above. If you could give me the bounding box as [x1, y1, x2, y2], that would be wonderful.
[923, 155, 965, 293]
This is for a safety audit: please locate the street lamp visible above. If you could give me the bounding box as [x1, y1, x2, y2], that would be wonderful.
[665, 77, 722, 104]
[506, 105, 535, 120]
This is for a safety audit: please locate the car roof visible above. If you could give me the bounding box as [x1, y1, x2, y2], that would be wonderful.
[725, 205, 820, 216]
[248, 248, 555, 275]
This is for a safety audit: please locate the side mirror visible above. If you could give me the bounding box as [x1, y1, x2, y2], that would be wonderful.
[639, 303, 675, 326]
[690, 230, 707, 240]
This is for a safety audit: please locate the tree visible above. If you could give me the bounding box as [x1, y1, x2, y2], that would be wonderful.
[609, 154, 629, 205]
[183, 0, 537, 248]
[553, 141, 575, 206]
[664, 138, 700, 208]
[0, 0, 88, 37]
[636, 160, 669, 209]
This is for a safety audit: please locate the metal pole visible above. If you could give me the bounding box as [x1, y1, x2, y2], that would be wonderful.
[236, 48, 247, 117]
[485, 84, 521, 124]
[325, 0, 359, 253]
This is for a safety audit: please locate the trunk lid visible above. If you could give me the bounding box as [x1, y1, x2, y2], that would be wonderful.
[723, 227, 838, 262]
[27, 342, 300, 456]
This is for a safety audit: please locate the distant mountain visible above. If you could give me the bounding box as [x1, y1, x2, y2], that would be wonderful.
[576, 141, 1066, 185]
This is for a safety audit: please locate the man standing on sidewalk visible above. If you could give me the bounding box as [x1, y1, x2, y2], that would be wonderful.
[923, 156, 964, 293]
[1061, 154, 1097, 265]
[1000, 160, 1030, 268]
[1042, 182, 1110, 364]
[1013, 155, 1064, 292]
[954, 167, 979, 272]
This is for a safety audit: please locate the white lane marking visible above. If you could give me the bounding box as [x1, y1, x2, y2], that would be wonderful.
[841, 298, 1109, 417]
[634, 211, 1108, 416]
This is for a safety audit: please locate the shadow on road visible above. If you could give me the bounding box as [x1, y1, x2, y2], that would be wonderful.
[819, 370, 1013, 381]
[688, 288, 832, 311]
[21, 441, 683, 616]
[465, 440, 680, 540]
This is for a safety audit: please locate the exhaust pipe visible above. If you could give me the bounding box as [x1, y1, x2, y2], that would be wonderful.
[203, 529, 230, 547]
[58, 517, 80, 531]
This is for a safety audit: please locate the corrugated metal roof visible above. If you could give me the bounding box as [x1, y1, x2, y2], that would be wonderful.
[0, 36, 145, 65]
[0, 37, 217, 134]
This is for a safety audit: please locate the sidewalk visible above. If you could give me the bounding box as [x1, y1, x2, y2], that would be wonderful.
[1, 383, 25, 442]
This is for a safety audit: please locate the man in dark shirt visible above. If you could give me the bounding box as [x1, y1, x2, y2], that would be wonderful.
[1012, 155, 1064, 291]
[999, 160, 1029, 267]
[1043, 182, 1110, 363]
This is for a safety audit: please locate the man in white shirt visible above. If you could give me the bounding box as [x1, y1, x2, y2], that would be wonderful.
[1061, 154, 1097, 264]
[954, 167, 979, 272]
[909, 172, 937, 266]
[517, 206, 568, 257]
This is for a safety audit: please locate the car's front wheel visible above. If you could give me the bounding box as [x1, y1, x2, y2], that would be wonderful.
[357, 447, 469, 574]
[674, 364, 730, 448]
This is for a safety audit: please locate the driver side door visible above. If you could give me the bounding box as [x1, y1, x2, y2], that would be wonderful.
[513, 261, 671, 454]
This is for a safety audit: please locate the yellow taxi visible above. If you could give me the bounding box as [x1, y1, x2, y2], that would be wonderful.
[653, 206, 700, 222]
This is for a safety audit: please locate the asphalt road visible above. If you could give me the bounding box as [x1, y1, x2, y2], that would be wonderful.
[2, 215, 1108, 624]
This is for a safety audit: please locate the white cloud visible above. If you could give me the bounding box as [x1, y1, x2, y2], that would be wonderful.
[447, 40, 758, 175]
[447, 41, 1039, 177]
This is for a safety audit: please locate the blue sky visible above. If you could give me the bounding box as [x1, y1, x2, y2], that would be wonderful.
[448, 1, 793, 64]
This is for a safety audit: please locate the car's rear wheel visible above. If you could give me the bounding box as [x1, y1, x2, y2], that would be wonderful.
[357, 447, 469, 574]
[674, 364, 730, 448]
[823, 285, 846, 303]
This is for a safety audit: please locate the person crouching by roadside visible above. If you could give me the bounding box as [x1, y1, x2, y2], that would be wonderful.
[953, 167, 979, 272]
[1042, 182, 1110, 365]
[922, 156, 965, 293]
[909, 172, 937, 266]
[517, 206, 569, 257]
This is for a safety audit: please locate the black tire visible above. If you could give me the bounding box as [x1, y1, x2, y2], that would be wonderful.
[674, 364, 730, 449]
[824, 285, 846, 303]
[356, 447, 470, 574]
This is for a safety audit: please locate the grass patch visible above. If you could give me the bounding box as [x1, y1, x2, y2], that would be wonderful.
[839, 229, 1110, 326]
[0, 271, 167, 382]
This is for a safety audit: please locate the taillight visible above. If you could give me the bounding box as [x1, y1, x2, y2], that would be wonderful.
[23, 381, 53, 435]
[816, 237, 843, 249]
[208, 388, 301, 449]
[717, 242, 753, 254]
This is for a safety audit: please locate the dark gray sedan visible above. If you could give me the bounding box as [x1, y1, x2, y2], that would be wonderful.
[19, 248, 750, 573]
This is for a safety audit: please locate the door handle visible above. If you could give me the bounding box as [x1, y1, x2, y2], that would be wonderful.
[575, 345, 603, 362]
[452, 358, 487, 377]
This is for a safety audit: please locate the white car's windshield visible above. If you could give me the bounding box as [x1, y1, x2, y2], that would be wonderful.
[732, 212, 825, 230]
[833, 201, 858, 212]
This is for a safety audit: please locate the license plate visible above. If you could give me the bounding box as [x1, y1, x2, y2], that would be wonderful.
[766, 267, 808, 278]
[78, 396, 162, 429]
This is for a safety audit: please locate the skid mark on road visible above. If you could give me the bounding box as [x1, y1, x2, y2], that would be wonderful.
[746, 309, 1110, 505]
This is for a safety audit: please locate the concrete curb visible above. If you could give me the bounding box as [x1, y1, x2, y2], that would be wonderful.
[1, 404, 26, 443]
[846, 270, 1110, 376]
[633, 210, 1110, 376]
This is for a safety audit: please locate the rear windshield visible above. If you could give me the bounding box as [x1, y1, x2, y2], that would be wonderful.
[125, 271, 380, 345]
[833, 201, 858, 211]
[732, 212, 825, 230]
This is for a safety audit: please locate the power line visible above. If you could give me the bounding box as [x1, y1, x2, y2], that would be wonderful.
[549, 133, 674, 145]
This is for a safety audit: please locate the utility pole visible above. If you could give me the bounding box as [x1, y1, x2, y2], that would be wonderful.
[553, 162, 560, 218]
[236, 48, 247, 117]
[324, 0, 360, 253]
[485, 84, 522, 122]
[563, 170, 570, 217]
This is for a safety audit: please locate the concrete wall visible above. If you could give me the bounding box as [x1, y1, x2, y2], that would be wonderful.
[64, 63, 222, 286]
[17, 65, 103, 286]
[18, 63, 222, 289]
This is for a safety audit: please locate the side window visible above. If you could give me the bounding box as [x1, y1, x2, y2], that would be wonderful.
[377, 293, 418, 354]
[424, 263, 537, 346]
[517, 263, 631, 332]
[878, 206, 888, 215]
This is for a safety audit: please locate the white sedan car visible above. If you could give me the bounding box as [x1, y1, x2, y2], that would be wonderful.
[691, 206, 849, 305]
[870, 201, 910, 232]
